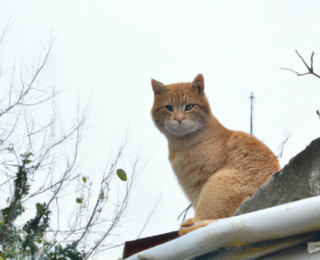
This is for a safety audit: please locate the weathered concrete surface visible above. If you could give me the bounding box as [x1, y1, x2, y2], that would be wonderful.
[235, 137, 320, 216]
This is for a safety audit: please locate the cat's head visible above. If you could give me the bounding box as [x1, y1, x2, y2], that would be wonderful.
[151, 74, 211, 138]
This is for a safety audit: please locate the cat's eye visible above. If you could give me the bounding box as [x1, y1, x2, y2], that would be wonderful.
[165, 105, 173, 112]
[185, 104, 194, 111]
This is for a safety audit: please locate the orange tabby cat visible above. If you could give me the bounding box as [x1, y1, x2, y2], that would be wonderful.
[151, 74, 280, 235]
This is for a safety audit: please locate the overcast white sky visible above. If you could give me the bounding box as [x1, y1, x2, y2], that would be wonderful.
[1, 1, 320, 259]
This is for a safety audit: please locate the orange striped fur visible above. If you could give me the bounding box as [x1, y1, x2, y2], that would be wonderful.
[151, 74, 280, 235]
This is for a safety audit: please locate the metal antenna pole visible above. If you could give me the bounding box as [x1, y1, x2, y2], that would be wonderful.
[249, 93, 254, 135]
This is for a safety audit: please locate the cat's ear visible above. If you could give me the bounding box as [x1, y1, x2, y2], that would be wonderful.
[190, 74, 205, 94]
[151, 79, 168, 96]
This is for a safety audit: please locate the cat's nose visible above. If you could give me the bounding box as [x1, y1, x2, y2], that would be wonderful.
[174, 116, 184, 125]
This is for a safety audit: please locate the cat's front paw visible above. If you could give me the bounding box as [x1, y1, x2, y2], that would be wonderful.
[179, 219, 217, 236]
[180, 218, 195, 227]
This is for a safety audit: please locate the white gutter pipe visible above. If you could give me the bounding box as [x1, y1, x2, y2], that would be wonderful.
[126, 196, 320, 260]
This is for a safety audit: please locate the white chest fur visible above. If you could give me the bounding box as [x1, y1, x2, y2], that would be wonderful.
[170, 154, 202, 209]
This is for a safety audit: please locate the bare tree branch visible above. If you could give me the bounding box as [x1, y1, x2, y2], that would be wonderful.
[0, 22, 155, 259]
[280, 50, 320, 79]
[74, 139, 129, 246]
[277, 133, 291, 159]
[0, 37, 61, 118]
[137, 194, 162, 239]
[0, 16, 13, 44]
[84, 149, 146, 259]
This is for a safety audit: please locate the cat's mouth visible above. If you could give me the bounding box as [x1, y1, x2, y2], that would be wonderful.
[165, 120, 201, 136]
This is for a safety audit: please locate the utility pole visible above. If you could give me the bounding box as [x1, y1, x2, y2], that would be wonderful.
[249, 93, 255, 135]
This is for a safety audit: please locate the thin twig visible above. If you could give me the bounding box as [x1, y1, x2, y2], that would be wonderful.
[137, 193, 162, 239]
[178, 204, 192, 222]
[280, 50, 320, 79]
[277, 134, 291, 159]
[0, 16, 13, 43]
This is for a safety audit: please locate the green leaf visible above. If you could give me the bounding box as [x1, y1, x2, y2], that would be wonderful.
[82, 177, 87, 183]
[76, 198, 83, 204]
[116, 169, 127, 181]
